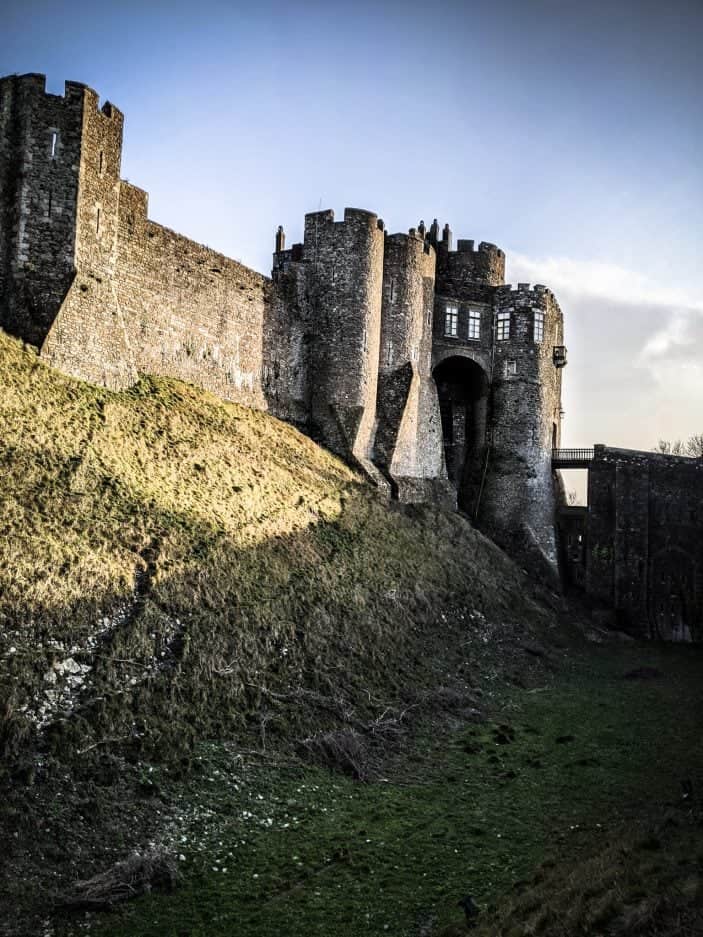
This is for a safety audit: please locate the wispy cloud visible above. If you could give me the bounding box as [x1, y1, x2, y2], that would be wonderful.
[641, 310, 695, 361]
[506, 251, 703, 369]
[503, 251, 703, 448]
[506, 252, 703, 316]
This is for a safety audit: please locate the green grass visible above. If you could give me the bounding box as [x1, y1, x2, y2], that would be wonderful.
[57, 645, 703, 937]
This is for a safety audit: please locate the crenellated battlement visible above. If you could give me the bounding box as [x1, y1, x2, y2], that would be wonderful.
[304, 207, 382, 230]
[387, 229, 434, 256]
[75, 83, 123, 122]
[0, 72, 47, 93]
[443, 238, 505, 259]
[300, 208, 385, 266]
[495, 284, 562, 326]
[0, 73, 82, 115]
[0, 74, 122, 122]
[432, 223, 505, 302]
[497, 283, 555, 298]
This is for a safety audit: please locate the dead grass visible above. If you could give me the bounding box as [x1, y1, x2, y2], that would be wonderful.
[0, 331, 554, 768]
[299, 728, 373, 781]
[59, 847, 179, 910]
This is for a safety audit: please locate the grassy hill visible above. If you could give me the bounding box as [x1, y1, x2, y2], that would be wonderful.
[0, 330, 553, 768]
[1, 330, 701, 937]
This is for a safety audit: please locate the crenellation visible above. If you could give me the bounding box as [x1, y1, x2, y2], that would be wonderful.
[498, 283, 556, 299]
[435, 231, 505, 308]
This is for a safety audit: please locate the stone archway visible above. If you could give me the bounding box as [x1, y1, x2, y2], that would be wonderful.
[432, 355, 489, 515]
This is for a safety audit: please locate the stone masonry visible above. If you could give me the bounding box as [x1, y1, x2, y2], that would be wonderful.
[1, 73, 567, 579]
[560, 447, 703, 642]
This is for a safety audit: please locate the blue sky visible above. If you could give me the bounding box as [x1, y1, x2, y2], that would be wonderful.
[2, 0, 701, 466]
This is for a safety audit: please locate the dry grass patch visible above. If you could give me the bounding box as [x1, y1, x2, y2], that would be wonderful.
[0, 331, 552, 767]
[59, 847, 179, 911]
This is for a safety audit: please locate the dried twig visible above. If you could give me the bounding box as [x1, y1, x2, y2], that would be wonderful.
[59, 848, 179, 910]
[76, 735, 130, 756]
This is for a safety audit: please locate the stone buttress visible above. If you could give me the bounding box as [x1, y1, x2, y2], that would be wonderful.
[375, 229, 451, 503]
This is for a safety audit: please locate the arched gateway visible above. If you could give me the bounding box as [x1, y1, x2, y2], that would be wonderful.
[432, 355, 489, 516]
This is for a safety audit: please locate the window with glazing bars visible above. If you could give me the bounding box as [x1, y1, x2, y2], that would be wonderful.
[497, 310, 510, 340]
[445, 305, 458, 336]
[533, 309, 544, 342]
[468, 308, 481, 340]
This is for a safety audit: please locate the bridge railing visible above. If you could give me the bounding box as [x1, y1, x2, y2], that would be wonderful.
[552, 448, 595, 465]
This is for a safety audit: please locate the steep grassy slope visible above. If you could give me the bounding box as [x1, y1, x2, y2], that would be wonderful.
[1, 332, 702, 937]
[0, 329, 552, 766]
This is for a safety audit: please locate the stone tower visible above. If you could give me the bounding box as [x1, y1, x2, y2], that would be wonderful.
[430, 223, 565, 577]
[0, 73, 132, 386]
[0, 74, 86, 345]
[375, 229, 446, 501]
[483, 283, 566, 570]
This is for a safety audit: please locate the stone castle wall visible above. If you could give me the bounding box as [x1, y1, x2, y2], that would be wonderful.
[21, 78, 273, 405]
[586, 447, 703, 641]
[0, 73, 569, 582]
[115, 184, 270, 409]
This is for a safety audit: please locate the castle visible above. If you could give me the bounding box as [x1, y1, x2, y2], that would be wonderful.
[2, 74, 701, 639]
[0, 73, 566, 577]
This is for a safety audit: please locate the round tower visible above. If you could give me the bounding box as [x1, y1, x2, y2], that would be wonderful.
[379, 230, 434, 375]
[302, 208, 385, 465]
[479, 283, 566, 574]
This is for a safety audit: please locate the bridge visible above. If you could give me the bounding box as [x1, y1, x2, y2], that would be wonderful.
[551, 448, 595, 469]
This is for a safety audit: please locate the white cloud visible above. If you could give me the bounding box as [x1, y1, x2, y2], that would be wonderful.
[506, 251, 703, 315]
[645, 358, 703, 393]
[641, 311, 692, 361]
[506, 250, 703, 366]
[503, 251, 703, 449]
